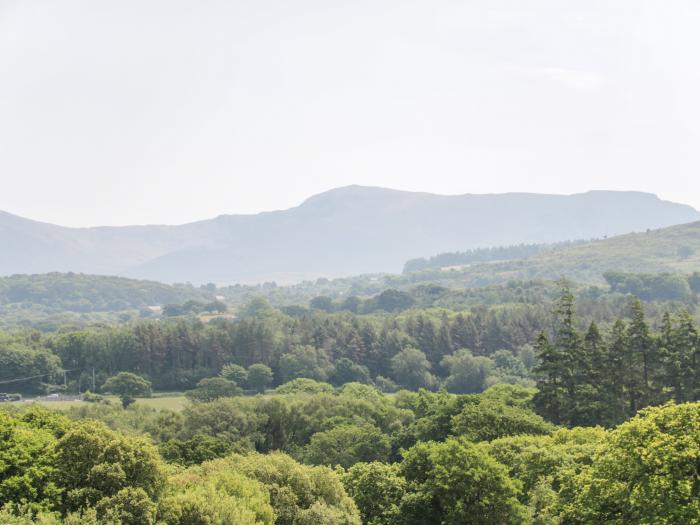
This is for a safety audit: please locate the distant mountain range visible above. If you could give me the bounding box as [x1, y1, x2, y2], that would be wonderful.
[2, 186, 699, 284]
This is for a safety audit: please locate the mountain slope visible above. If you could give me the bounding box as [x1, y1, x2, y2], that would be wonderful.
[2, 186, 699, 284]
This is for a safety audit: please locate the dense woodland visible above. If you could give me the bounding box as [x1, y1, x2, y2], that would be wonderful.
[2, 271, 700, 523]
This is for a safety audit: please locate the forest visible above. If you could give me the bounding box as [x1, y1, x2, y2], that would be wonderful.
[2, 275, 700, 524]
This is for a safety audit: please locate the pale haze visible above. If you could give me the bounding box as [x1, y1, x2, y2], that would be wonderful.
[1, 0, 699, 227]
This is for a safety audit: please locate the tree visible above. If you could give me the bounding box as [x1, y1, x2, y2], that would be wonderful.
[343, 462, 406, 525]
[102, 372, 152, 408]
[399, 437, 528, 524]
[220, 363, 248, 386]
[532, 332, 567, 425]
[0, 412, 59, 509]
[390, 348, 436, 390]
[331, 358, 371, 385]
[533, 283, 582, 426]
[273, 378, 334, 395]
[451, 398, 555, 442]
[186, 377, 242, 402]
[600, 320, 629, 425]
[159, 460, 275, 525]
[95, 487, 157, 525]
[278, 345, 334, 383]
[302, 424, 391, 468]
[626, 299, 657, 410]
[563, 402, 700, 524]
[441, 349, 494, 394]
[53, 420, 165, 514]
[310, 296, 335, 312]
[219, 452, 361, 525]
[246, 364, 274, 393]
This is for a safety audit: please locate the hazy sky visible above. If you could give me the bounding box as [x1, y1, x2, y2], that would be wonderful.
[1, 0, 699, 227]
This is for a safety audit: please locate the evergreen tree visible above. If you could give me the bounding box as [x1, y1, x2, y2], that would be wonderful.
[533, 332, 567, 424]
[601, 320, 629, 425]
[627, 299, 657, 410]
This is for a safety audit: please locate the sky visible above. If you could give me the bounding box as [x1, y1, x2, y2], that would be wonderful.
[1, 0, 700, 227]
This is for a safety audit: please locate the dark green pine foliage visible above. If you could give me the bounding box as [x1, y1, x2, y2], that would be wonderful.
[533, 331, 568, 425]
[551, 282, 582, 425]
[573, 322, 605, 426]
[600, 320, 629, 426]
[671, 312, 700, 402]
[626, 299, 657, 411]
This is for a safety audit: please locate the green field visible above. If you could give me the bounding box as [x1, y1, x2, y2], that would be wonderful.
[10, 394, 188, 412]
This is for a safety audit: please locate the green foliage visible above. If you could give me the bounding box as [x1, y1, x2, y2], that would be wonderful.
[342, 462, 406, 525]
[159, 459, 275, 525]
[247, 363, 274, 393]
[399, 437, 528, 524]
[452, 398, 555, 442]
[441, 349, 494, 394]
[220, 363, 248, 385]
[274, 378, 334, 395]
[278, 345, 334, 383]
[390, 348, 436, 391]
[53, 420, 166, 512]
[485, 427, 605, 503]
[0, 505, 100, 525]
[219, 452, 361, 525]
[102, 372, 152, 408]
[0, 335, 61, 394]
[534, 284, 700, 427]
[302, 424, 391, 468]
[604, 271, 693, 301]
[186, 376, 242, 402]
[159, 433, 235, 466]
[94, 487, 156, 525]
[0, 273, 210, 314]
[0, 412, 59, 509]
[563, 402, 700, 524]
[331, 358, 371, 385]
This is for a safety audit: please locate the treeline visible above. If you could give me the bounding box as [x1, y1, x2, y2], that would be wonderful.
[403, 240, 589, 273]
[4, 304, 552, 393]
[0, 273, 211, 312]
[534, 285, 700, 427]
[3, 284, 696, 395]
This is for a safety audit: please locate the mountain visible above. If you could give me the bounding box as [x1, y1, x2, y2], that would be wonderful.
[1, 186, 699, 284]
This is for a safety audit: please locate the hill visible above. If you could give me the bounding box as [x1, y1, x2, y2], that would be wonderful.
[0, 273, 210, 312]
[1, 186, 698, 284]
[404, 221, 700, 287]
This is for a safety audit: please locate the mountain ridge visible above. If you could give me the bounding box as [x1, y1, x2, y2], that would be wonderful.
[2, 186, 699, 284]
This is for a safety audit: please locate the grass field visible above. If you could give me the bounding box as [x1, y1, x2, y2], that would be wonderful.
[9, 394, 189, 411]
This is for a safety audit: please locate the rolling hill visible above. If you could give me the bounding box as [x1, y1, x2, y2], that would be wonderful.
[1, 186, 698, 284]
[404, 220, 700, 287]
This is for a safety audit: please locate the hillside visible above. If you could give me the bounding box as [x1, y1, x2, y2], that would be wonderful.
[406, 221, 700, 287]
[0, 273, 210, 312]
[1, 186, 698, 284]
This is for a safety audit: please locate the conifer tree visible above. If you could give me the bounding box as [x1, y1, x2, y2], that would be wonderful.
[533, 331, 567, 424]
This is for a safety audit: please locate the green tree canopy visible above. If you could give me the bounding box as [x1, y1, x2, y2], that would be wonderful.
[186, 377, 242, 402]
[399, 437, 528, 524]
[102, 372, 152, 408]
[390, 348, 436, 391]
